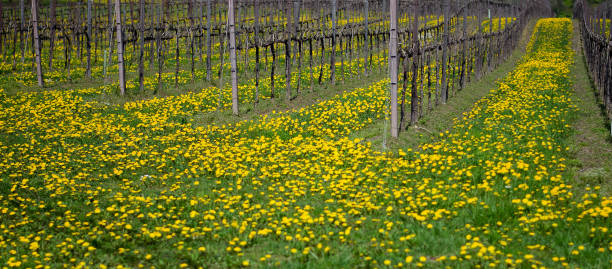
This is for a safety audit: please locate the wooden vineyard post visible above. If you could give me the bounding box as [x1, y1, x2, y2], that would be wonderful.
[229, 0, 239, 115]
[400, 55, 407, 131]
[435, 10, 441, 105]
[149, 0, 155, 70]
[49, 0, 57, 70]
[87, 0, 93, 78]
[197, 0, 203, 64]
[104, 0, 113, 83]
[487, 2, 492, 73]
[331, 0, 337, 85]
[0, 2, 4, 61]
[10, 6, 17, 68]
[155, 0, 163, 94]
[309, 38, 313, 91]
[294, 0, 302, 94]
[460, 0, 467, 90]
[1, 2, 6, 59]
[271, 41, 276, 98]
[475, 9, 482, 80]
[62, 18, 71, 80]
[138, 0, 145, 92]
[340, 4, 348, 82]
[242, 4, 249, 79]
[75, 3, 82, 69]
[292, 0, 301, 66]
[364, 0, 369, 76]
[189, 0, 195, 82]
[426, 26, 432, 111]
[440, 0, 449, 104]
[410, 2, 420, 126]
[31, 0, 44, 87]
[285, 4, 292, 101]
[254, 0, 260, 105]
[598, 9, 604, 92]
[206, 0, 212, 80]
[496, 6, 502, 67]
[389, 0, 398, 138]
[418, 9, 425, 118]
[1, 10, 6, 57]
[218, 14, 226, 89]
[318, 37, 324, 84]
[20, 0, 25, 65]
[174, 7, 179, 88]
[115, 0, 126, 95]
[608, 4, 612, 120]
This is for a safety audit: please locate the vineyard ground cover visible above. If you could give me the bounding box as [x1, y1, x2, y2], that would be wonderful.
[567, 20, 612, 197]
[189, 68, 388, 128]
[87, 52, 386, 111]
[1, 16, 611, 268]
[350, 19, 537, 152]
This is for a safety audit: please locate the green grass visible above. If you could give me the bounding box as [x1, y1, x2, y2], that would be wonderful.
[1, 18, 610, 269]
[566, 20, 612, 197]
[190, 68, 387, 128]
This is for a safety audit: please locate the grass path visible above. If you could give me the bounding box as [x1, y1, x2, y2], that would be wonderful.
[567, 20, 612, 197]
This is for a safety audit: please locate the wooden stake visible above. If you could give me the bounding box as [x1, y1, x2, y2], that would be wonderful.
[31, 0, 44, 87]
[115, 0, 126, 95]
[389, 0, 398, 137]
[440, 0, 449, 104]
[229, 0, 239, 115]
[138, 0, 145, 91]
[87, 0, 92, 78]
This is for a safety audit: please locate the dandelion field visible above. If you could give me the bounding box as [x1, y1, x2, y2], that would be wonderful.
[0, 16, 611, 268]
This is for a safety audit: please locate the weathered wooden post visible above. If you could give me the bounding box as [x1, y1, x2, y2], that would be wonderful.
[229, 0, 239, 115]
[410, 2, 420, 126]
[285, 4, 292, 100]
[460, 0, 467, 90]
[155, 0, 163, 94]
[87, 0, 93, 78]
[31, 0, 44, 87]
[363, 0, 369, 76]
[389, 0, 398, 137]
[206, 0, 212, 80]
[331, 0, 337, 84]
[441, 0, 449, 104]
[115, 0, 126, 95]
[49, 0, 57, 69]
[138, 0, 145, 92]
[20, 0, 25, 65]
[254, 0, 260, 105]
